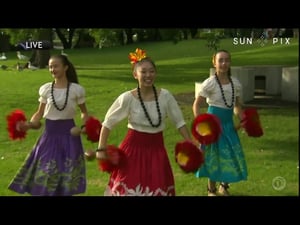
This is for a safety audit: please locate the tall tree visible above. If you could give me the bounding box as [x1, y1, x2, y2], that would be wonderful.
[55, 28, 76, 49]
[29, 28, 52, 68]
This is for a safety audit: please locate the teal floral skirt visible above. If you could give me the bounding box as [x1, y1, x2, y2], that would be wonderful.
[195, 106, 248, 183]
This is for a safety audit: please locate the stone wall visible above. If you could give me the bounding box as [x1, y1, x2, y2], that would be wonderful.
[195, 66, 298, 103]
[281, 67, 299, 102]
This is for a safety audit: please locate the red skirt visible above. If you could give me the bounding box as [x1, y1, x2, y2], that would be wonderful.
[104, 129, 175, 196]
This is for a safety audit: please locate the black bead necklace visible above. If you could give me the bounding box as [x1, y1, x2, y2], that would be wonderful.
[137, 85, 162, 128]
[51, 81, 70, 111]
[215, 74, 235, 108]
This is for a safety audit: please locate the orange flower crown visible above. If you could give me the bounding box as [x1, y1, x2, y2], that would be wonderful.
[128, 48, 147, 65]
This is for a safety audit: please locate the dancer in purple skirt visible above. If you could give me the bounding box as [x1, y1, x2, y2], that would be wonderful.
[8, 54, 90, 196]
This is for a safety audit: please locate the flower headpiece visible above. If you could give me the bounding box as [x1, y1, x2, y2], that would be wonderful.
[128, 48, 147, 65]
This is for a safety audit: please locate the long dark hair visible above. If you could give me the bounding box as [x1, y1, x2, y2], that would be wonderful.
[212, 49, 231, 76]
[50, 54, 79, 83]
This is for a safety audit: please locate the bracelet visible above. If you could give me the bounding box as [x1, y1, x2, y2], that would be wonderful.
[96, 147, 106, 152]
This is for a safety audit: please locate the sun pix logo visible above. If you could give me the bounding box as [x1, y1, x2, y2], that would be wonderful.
[233, 36, 291, 47]
[232, 29, 292, 47]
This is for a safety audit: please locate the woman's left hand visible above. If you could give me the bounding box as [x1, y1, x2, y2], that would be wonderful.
[235, 123, 242, 131]
[96, 150, 108, 160]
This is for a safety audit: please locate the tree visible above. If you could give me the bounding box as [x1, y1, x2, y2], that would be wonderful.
[206, 32, 220, 52]
[54, 28, 76, 49]
[124, 29, 133, 44]
[73, 29, 95, 48]
[0, 32, 10, 52]
[2, 28, 52, 68]
[29, 29, 52, 68]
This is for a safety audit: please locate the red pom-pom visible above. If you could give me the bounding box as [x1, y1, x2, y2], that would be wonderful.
[191, 113, 222, 145]
[175, 140, 204, 173]
[85, 116, 102, 142]
[6, 109, 27, 140]
[241, 108, 263, 137]
[98, 145, 126, 173]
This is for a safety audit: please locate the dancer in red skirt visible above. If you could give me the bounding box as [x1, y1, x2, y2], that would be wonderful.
[96, 48, 192, 196]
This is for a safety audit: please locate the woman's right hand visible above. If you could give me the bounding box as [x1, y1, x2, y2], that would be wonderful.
[16, 121, 41, 132]
[30, 121, 42, 129]
[16, 121, 30, 132]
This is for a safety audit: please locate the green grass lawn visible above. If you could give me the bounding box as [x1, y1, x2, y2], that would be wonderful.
[0, 38, 298, 196]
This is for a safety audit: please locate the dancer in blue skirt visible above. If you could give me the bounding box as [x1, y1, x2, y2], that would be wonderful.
[192, 49, 247, 196]
[8, 54, 89, 196]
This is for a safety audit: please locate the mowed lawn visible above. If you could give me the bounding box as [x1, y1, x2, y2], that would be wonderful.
[0, 38, 298, 196]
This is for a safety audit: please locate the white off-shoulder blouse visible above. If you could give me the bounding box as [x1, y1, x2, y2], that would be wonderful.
[38, 82, 86, 120]
[102, 88, 186, 133]
[196, 75, 242, 109]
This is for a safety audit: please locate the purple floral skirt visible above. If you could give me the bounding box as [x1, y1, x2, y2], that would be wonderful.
[8, 119, 86, 196]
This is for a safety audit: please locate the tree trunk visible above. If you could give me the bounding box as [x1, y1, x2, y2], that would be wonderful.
[30, 49, 50, 68]
[125, 29, 133, 44]
[0, 33, 10, 52]
[29, 29, 52, 68]
[190, 29, 198, 39]
[55, 28, 75, 49]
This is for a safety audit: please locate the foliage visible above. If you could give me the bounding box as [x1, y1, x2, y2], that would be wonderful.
[88, 29, 123, 48]
[205, 32, 221, 51]
[1, 29, 40, 45]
